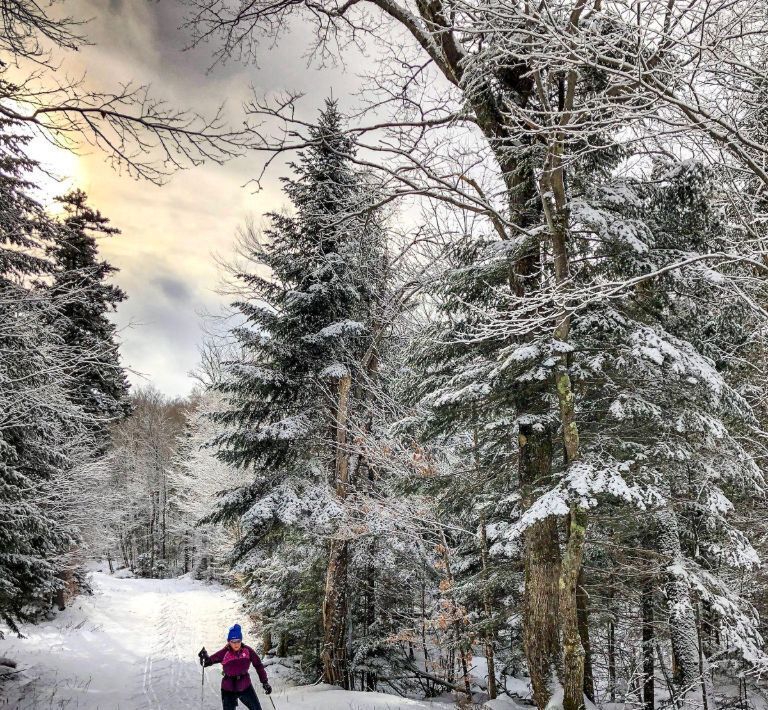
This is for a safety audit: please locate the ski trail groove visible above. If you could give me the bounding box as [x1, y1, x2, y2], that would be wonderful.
[141, 653, 156, 710]
[0, 573, 243, 709]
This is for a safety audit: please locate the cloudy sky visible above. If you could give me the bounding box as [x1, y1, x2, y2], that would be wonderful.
[31, 0, 368, 397]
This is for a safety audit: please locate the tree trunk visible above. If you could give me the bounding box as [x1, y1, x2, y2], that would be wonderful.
[608, 615, 616, 703]
[262, 630, 272, 656]
[576, 566, 594, 703]
[119, 531, 129, 569]
[656, 643, 679, 709]
[473, 91, 564, 710]
[542, 138, 587, 710]
[365, 538, 377, 691]
[484, 99, 565, 710]
[322, 373, 353, 687]
[479, 516, 497, 700]
[642, 579, 655, 710]
[559, 504, 588, 710]
[655, 507, 701, 692]
[183, 535, 190, 575]
[149, 496, 156, 576]
[695, 597, 715, 710]
[54, 587, 66, 612]
[519, 419, 561, 710]
[161, 475, 167, 563]
[552, 291, 587, 710]
[323, 539, 349, 686]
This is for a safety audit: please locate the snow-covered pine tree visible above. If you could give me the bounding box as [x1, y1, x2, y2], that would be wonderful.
[412, 150, 768, 703]
[504, 158, 768, 701]
[0, 118, 81, 631]
[47, 189, 130, 447]
[717, 82, 768, 666]
[582, 160, 763, 688]
[21, 190, 132, 607]
[212, 100, 388, 682]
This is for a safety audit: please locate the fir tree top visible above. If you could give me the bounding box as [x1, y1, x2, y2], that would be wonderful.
[0, 118, 54, 281]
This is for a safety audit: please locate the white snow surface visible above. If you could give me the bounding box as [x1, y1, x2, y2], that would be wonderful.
[0, 571, 459, 709]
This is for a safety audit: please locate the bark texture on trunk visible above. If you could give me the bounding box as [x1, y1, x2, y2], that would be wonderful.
[549, 246, 588, 710]
[479, 516, 497, 700]
[576, 566, 594, 703]
[536, 80, 589, 707]
[510, 164, 560, 710]
[322, 538, 349, 686]
[559, 504, 588, 710]
[520, 420, 561, 709]
[642, 579, 655, 710]
[655, 507, 701, 692]
[608, 616, 616, 702]
[322, 373, 353, 687]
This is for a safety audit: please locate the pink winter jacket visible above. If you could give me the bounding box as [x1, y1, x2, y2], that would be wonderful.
[205, 644, 269, 693]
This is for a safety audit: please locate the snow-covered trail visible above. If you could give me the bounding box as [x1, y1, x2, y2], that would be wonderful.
[0, 572, 460, 709]
[0, 572, 242, 709]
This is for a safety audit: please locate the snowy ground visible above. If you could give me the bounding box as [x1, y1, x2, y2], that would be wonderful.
[0, 571, 515, 709]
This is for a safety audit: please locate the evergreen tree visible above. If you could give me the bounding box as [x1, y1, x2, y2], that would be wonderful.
[0, 118, 53, 280]
[412, 155, 768, 700]
[213, 100, 388, 680]
[0, 121, 133, 630]
[0, 118, 76, 631]
[48, 189, 130, 446]
[565, 161, 766, 690]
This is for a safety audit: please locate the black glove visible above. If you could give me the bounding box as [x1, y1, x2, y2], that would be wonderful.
[198, 647, 209, 666]
[262, 682, 272, 695]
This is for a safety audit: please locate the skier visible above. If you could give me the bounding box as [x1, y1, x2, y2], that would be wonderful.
[199, 624, 272, 710]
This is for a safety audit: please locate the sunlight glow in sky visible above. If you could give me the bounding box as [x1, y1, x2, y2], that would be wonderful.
[29, 133, 81, 210]
[25, 0, 364, 397]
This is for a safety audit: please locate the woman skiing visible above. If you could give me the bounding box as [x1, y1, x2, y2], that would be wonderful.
[199, 624, 272, 710]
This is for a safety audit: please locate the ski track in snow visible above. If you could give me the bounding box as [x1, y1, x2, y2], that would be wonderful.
[0, 572, 242, 709]
[0, 572, 465, 710]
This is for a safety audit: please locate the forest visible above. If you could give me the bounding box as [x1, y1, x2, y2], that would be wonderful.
[1, 0, 767, 709]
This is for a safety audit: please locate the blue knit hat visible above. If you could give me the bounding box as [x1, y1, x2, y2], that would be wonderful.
[227, 624, 243, 642]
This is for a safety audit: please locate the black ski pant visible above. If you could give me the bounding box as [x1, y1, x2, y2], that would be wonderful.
[221, 685, 262, 710]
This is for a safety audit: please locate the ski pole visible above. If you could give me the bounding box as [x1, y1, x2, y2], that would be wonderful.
[268, 695, 277, 710]
[197, 647, 208, 708]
